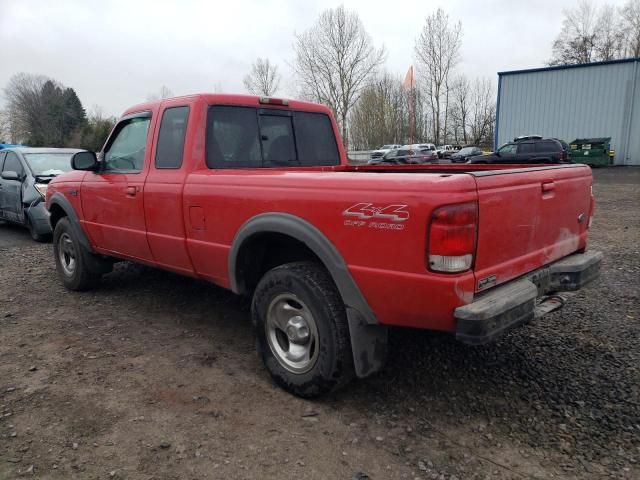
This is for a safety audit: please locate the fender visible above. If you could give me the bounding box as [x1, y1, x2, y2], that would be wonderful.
[229, 213, 387, 378]
[47, 192, 94, 252]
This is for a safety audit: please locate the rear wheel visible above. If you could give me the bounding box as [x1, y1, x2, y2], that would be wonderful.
[252, 261, 354, 398]
[53, 217, 102, 291]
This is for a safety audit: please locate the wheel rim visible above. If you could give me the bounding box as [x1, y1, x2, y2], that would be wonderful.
[266, 293, 319, 374]
[58, 232, 76, 277]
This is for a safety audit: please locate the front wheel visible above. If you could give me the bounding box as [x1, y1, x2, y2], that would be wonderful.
[252, 262, 354, 398]
[53, 217, 102, 291]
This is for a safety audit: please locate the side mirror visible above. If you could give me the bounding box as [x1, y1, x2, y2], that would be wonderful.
[71, 151, 98, 171]
[1, 170, 20, 181]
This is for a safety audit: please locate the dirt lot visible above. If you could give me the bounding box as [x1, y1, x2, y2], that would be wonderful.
[1, 167, 639, 480]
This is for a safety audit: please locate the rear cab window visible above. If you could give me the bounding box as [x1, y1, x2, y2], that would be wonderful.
[206, 106, 340, 169]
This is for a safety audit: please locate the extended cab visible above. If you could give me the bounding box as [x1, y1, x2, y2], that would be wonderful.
[46, 94, 602, 397]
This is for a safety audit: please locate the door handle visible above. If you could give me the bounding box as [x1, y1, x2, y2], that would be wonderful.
[541, 181, 555, 193]
[125, 186, 138, 196]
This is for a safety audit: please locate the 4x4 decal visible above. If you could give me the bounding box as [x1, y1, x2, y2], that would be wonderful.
[343, 203, 410, 222]
[342, 203, 409, 231]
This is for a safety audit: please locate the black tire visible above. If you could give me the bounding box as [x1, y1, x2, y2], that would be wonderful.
[27, 215, 51, 243]
[52, 217, 101, 291]
[252, 261, 354, 398]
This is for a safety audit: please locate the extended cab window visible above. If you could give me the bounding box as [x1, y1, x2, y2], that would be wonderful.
[206, 106, 339, 168]
[104, 116, 151, 172]
[155, 106, 189, 169]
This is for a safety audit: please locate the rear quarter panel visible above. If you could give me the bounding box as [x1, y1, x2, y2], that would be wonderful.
[183, 170, 479, 331]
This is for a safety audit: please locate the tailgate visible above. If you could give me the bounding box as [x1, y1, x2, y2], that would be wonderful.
[472, 165, 593, 292]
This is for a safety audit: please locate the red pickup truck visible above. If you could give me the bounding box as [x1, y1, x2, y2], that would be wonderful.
[46, 94, 602, 397]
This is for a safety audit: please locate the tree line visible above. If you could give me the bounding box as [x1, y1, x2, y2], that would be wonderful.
[245, 6, 496, 149]
[549, 0, 640, 65]
[0, 73, 118, 152]
[2, 0, 638, 152]
[244, 1, 639, 150]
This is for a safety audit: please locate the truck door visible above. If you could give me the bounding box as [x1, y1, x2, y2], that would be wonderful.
[80, 112, 155, 261]
[143, 100, 195, 275]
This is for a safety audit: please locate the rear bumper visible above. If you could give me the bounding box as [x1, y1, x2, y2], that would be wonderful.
[455, 250, 603, 345]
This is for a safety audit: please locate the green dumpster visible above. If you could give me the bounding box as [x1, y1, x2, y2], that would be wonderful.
[569, 137, 612, 167]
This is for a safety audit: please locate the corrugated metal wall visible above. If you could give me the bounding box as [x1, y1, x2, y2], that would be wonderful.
[496, 59, 640, 165]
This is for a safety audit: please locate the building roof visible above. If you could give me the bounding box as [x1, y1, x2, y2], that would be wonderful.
[498, 57, 640, 77]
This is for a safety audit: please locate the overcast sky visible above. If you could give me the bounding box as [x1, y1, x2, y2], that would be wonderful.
[0, 0, 627, 117]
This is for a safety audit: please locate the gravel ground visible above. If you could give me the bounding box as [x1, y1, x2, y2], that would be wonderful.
[0, 167, 638, 479]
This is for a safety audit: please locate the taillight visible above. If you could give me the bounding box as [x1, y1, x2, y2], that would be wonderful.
[428, 202, 478, 273]
[561, 150, 568, 161]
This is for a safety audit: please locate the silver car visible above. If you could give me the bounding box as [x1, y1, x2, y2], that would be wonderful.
[0, 147, 81, 241]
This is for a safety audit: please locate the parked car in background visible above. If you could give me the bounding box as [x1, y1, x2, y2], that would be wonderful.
[368, 148, 436, 164]
[0, 147, 79, 241]
[450, 146, 483, 163]
[436, 145, 461, 159]
[370, 144, 402, 161]
[405, 143, 436, 153]
[469, 138, 569, 164]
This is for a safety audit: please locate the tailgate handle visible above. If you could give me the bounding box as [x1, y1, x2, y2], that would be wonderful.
[541, 181, 556, 193]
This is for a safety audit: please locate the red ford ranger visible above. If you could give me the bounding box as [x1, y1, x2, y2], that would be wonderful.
[46, 94, 602, 397]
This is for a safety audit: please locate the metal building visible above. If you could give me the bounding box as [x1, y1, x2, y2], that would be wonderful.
[495, 58, 640, 165]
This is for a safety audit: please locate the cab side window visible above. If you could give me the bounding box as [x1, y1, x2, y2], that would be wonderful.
[104, 116, 151, 173]
[3, 152, 24, 177]
[155, 106, 189, 169]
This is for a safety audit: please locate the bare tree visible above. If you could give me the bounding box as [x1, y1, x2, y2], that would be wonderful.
[621, 0, 640, 57]
[550, 0, 599, 65]
[243, 58, 280, 96]
[596, 4, 627, 60]
[0, 110, 11, 142]
[147, 85, 173, 101]
[3, 73, 50, 144]
[468, 78, 495, 147]
[549, 0, 632, 65]
[415, 8, 462, 145]
[451, 75, 470, 144]
[349, 72, 402, 149]
[293, 5, 385, 146]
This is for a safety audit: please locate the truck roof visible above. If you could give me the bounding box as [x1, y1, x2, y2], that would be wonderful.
[122, 93, 332, 117]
